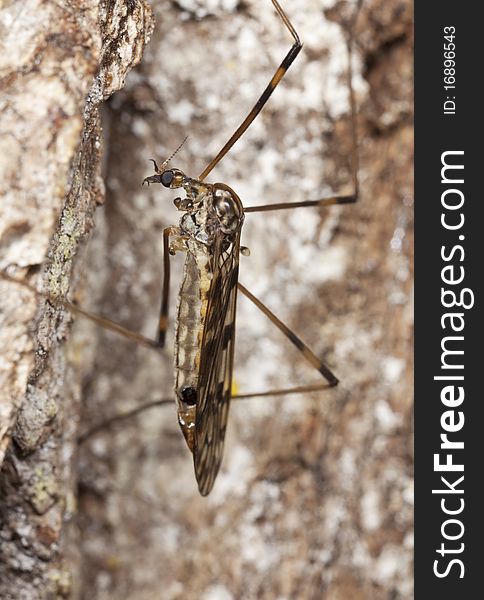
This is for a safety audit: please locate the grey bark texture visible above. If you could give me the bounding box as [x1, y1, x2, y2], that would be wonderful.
[0, 1, 153, 597]
[1, 0, 413, 598]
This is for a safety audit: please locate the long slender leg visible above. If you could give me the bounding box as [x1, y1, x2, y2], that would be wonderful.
[2, 226, 186, 352]
[238, 5, 363, 391]
[0, 270, 162, 351]
[77, 383, 332, 443]
[244, 195, 356, 213]
[198, 0, 302, 181]
[157, 226, 185, 348]
[78, 398, 173, 444]
[234, 383, 332, 398]
[237, 282, 338, 386]
[37, 2, 364, 442]
[346, 1, 362, 200]
[246, 4, 361, 214]
[235, 5, 364, 395]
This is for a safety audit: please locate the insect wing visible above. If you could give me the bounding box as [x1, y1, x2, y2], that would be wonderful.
[193, 232, 241, 495]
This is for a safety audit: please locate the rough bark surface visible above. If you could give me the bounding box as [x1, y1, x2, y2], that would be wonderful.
[1, 0, 412, 598]
[0, 1, 153, 598]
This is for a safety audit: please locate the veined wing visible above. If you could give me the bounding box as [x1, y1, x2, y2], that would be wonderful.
[193, 230, 241, 496]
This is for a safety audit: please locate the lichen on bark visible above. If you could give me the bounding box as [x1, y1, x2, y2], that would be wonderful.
[1, 0, 413, 598]
[0, 1, 153, 597]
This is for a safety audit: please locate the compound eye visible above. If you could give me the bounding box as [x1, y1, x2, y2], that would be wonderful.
[161, 170, 174, 187]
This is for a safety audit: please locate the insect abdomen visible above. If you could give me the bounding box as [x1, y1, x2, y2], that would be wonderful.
[174, 242, 211, 450]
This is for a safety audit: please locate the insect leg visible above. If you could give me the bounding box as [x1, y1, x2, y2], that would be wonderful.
[345, 0, 362, 201]
[77, 383, 333, 443]
[0, 270, 162, 351]
[237, 282, 338, 386]
[245, 2, 361, 215]
[78, 397, 173, 444]
[244, 195, 356, 213]
[157, 226, 186, 348]
[198, 0, 302, 181]
[234, 383, 333, 398]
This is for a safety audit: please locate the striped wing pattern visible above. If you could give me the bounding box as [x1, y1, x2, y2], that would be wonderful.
[194, 232, 241, 495]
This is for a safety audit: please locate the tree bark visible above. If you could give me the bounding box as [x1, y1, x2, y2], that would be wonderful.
[1, 0, 413, 598]
[0, 1, 153, 597]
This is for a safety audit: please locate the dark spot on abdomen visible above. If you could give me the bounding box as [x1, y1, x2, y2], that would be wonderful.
[181, 386, 198, 406]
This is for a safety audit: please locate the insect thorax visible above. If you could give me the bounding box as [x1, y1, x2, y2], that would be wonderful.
[175, 178, 244, 245]
[173, 178, 243, 451]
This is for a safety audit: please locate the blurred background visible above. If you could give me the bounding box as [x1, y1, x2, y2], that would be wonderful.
[72, 0, 413, 598]
[76, 0, 413, 600]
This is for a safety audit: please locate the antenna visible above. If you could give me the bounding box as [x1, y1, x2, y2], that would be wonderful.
[159, 136, 189, 172]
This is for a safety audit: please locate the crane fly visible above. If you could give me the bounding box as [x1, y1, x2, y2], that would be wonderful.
[140, 0, 361, 495]
[1, 0, 361, 496]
